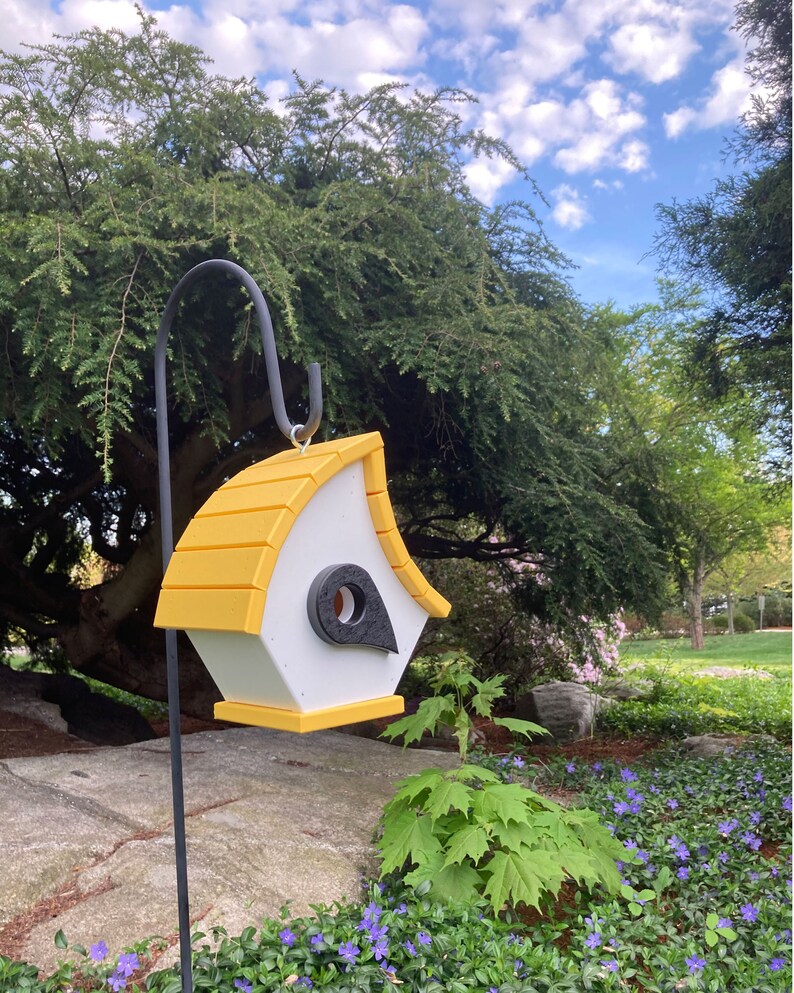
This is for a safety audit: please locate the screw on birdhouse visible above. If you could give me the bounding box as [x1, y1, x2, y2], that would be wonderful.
[154, 260, 323, 993]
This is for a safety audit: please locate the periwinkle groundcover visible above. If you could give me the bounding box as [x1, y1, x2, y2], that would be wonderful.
[0, 739, 789, 992]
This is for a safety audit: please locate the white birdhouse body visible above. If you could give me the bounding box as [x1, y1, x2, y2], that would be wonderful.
[154, 432, 450, 731]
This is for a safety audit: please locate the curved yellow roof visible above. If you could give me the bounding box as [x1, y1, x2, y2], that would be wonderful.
[154, 431, 451, 633]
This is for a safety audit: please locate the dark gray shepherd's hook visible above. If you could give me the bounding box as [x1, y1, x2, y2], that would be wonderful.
[154, 259, 322, 993]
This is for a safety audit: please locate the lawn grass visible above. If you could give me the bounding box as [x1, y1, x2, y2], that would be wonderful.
[621, 630, 792, 674]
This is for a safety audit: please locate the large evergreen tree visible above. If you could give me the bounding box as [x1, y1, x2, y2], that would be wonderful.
[653, 0, 792, 457]
[0, 17, 666, 712]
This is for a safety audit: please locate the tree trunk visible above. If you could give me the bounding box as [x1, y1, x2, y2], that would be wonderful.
[686, 554, 707, 650]
[727, 591, 735, 635]
[57, 586, 221, 718]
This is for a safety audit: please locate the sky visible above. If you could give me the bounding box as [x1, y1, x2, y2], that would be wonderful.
[0, 0, 759, 309]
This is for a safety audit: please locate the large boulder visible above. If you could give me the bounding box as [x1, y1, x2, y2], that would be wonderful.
[0, 665, 155, 746]
[514, 681, 614, 743]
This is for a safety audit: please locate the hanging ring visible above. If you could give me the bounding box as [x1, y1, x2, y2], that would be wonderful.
[290, 423, 311, 453]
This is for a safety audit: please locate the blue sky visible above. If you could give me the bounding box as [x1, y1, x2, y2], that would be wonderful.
[2, 0, 758, 309]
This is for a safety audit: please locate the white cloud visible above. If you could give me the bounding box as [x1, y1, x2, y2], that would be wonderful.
[617, 138, 649, 172]
[664, 56, 754, 137]
[463, 156, 518, 205]
[551, 183, 591, 229]
[607, 19, 701, 84]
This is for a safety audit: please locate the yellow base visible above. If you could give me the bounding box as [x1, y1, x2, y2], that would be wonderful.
[214, 695, 405, 733]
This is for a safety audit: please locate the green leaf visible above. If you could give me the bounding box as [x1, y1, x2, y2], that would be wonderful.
[453, 707, 473, 760]
[54, 930, 68, 950]
[492, 716, 549, 739]
[453, 764, 501, 784]
[482, 847, 564, 911]
[423, 778, 473, 822]
[391, 769, 446, 805]
[442, 823, 491, 866]
[716, 927, 737, 941]
[472, 783, 532, 827]
[706, 913, 719, 929]
[430, 861, 482, 903]
[705, 930, 719, 948]
[379, 696, 456, 746]
[469, 675, 506, 717]
[378, 809, 442, 874]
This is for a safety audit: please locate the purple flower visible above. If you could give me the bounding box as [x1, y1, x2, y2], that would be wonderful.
[613, 801, 629, 816]
[718, 852, 729, 864]
[403, 940, 417, 957]
[718, 819, 738, 835]
[686, 954, 706, 975]
[310, 934, 324, 948]
[373, 936, 389, 961]
[620, 768, 638, 782]
[395, 902, 407, 915]
[89, 941, 109, 962]
[234, 981, 252, 993]
[295, 980, 313, 990]
[338, 941, 360, 964]
[566, 761, 576, 773]
[769, 958, 786, 972]
[717, 917, 733, 928]
[107, 973, 126, 992]
[649, 784, 660, 794]
[513, 756, 525, 769]
[585, 932, 602, 949]
[116, 953, 138, 978]
[601, 959, 619, 972]
[749, 811, 762, 826]
[740, 903, 759, 923]
[417, 931, 432, 946]
[675, 843, 690, 861]
[783, 796, 792, 813]
[279, 928, 296, 947]
[677, 866, 689, 880]
[593, 762, 603, 772]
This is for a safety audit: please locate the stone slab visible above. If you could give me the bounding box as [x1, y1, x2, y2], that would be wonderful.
[0, 727, 456, 974]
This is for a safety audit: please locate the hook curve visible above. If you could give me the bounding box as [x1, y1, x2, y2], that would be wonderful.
[155, 258, 323, 567]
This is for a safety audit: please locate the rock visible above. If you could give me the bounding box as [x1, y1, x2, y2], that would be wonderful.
[0, 665, 155, 746]
[680, 734, 740, 758]
[513, 681, 614, 743]
[599, 678, 655, 702]
[41, 674, 156, 746]
[0, 667, 68, 734]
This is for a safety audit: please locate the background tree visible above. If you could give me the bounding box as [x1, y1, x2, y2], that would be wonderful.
[652, 0, 792, 459]
[704, 525, 792, 632]
[591, 285, 788, 649]
[0, 18, 667, 712]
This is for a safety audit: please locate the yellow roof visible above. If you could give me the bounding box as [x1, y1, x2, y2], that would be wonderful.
[154, 431, 451, 633]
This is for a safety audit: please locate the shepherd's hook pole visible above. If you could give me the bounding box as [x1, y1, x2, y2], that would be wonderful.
[154, 260, 322, 993]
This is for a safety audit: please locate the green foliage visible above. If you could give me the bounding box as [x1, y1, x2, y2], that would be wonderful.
[380, 652, 622, 913]
[382, 651, 547, 761]
[713, 612, 756, 633]
[0, 15, 669, 694]
[529, 738, 792, 991]
[598, 667, 792, 739]
[378, 764, 624, 913]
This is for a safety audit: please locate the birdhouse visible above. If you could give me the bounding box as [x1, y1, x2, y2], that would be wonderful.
[154, 432, 450, 732]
